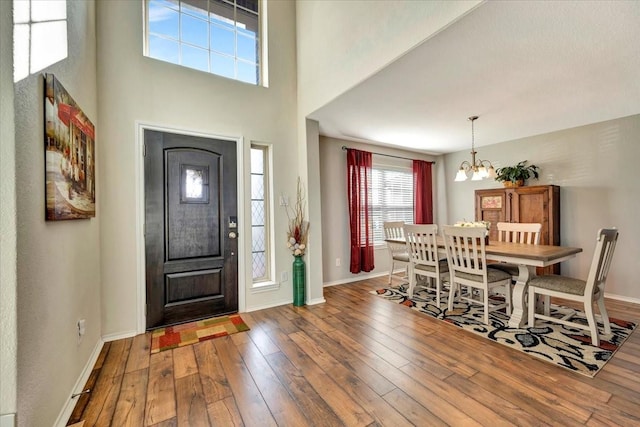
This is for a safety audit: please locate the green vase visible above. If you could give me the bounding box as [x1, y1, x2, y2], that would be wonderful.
[292, 255, 305, 306]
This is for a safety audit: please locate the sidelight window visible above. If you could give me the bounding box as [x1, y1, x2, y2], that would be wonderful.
[250, 144, 273, 285]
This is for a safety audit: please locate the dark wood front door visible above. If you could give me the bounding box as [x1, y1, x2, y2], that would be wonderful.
[144, 130, 238, 330]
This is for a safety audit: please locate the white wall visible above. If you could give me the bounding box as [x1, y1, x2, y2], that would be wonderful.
[12, 2, 102, 426]
[443, 114, 640, 301]
[96, 0, 299, 333]
[295, 0, 481, 116]
[319, 136, 439, 285]
[0, 0, 17, 424]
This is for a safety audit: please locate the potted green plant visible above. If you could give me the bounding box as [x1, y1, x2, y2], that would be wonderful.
[494, 160, 539, 187]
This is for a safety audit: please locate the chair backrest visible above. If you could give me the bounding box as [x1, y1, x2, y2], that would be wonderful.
[383, 221, 406, 255]
[442, 225, 489, 280]
[584, 228, 619, 297]
[404, 224, 439, 269]
[383, 221, 405, 240]
[496, 222, 542, 244]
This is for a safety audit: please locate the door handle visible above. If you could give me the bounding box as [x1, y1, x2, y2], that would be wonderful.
[229, 231, 238, 239]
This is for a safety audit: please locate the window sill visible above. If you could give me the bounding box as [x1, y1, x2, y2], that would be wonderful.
[251, 281, 280, 294]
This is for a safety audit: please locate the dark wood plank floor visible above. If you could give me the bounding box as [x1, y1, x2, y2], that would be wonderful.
[68, 276, 640, 426]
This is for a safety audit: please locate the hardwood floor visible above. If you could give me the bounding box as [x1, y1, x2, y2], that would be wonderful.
[67, 277, 640, 426]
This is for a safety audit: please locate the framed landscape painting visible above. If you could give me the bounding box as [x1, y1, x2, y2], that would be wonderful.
[44, 73, 96, 220]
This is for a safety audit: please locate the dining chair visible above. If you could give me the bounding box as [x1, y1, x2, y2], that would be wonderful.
[383, 221, 409, 285]
[492, 222, 542, 279]
[442, 225, 512, 324]
[527, 228, 618, 346]
[404, 224, 449, 305]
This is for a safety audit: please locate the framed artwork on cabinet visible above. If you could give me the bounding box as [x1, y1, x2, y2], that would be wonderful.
[44, 73, 96, 220]
[481, 196, 502, 209]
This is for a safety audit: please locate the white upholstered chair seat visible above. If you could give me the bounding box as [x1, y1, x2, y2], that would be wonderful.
[528, 275, 588, 296]
[392, 253, 410, 263]
[489, 262, 519, 277]
[456, 267, 512, 283]
[414, 259, 449, 274]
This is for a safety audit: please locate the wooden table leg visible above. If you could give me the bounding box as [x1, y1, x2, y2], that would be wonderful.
[508, 265, 534, 328]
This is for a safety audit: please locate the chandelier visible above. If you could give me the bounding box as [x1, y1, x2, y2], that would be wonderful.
[454, 116, 496, 181]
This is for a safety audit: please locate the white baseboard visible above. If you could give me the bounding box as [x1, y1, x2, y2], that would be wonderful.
[604, 292, 640, 305]
[102, 330, 138, 342]
[323, 271, 389, 287]
[245, 300, 293, 312]
[53, 338, 104, 427]
[245, 296, 327, 312]
[0, 414, 16, 427]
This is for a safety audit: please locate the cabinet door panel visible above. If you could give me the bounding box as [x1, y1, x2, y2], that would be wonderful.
[475, 190, 507, 241]
[514, 188, 550, 244]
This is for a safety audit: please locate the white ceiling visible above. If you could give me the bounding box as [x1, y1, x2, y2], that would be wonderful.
[308, 1, 640, 155]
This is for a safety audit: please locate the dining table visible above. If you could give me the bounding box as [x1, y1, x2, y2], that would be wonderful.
[386, 237, 582, 328]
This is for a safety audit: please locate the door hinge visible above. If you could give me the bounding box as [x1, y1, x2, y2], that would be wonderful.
[143, 143, 146, 157]
[143, 222, 146, 237]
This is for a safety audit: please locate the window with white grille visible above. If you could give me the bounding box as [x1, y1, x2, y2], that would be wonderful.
[145, 0, 263, 85]
[371, 160, 414, 245]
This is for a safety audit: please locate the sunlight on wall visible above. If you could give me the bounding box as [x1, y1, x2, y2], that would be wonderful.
[13, 0, 68, 82]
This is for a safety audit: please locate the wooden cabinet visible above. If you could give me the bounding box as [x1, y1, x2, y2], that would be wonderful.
[475, 185, 560, 274]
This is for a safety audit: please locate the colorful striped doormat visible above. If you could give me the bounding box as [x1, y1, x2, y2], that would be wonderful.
[151, 314, 249, 353]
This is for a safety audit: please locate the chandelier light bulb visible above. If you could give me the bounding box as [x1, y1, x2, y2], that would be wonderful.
[455, 168, 468, 181]
[453, 116, 496, 183]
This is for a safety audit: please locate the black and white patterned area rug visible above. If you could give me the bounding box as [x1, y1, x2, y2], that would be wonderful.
[371, 283, 636, 377]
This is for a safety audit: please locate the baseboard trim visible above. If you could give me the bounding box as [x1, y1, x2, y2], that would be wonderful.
[53, 338, 104, 427]
[0, 414, 16, 427]
[306, 297, 326, 305]
[323, 271, 389, 287]
[102, 330, 138, 342]
[245, 300, 292, 312]
[605, 292, 640, 305]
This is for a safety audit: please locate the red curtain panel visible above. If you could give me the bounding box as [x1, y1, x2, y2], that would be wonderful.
[413, 160, 433, 224]
[347, 149, 375, 273]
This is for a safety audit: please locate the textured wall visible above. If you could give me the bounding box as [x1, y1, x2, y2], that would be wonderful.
[442, 114, 640, 301]
[1, 0, 17, 423]
[12, 2, 102, 426]
[295, 0, 481, 117]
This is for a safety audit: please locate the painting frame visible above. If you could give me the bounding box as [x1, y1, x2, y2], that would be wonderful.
[44, 73, 96, 220]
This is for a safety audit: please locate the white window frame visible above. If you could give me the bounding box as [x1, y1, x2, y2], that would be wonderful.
[371, 158, 414, 246]
[13, 0, 68, 82]
[250, 143, 276, 290]
[143, 0, 265, 86]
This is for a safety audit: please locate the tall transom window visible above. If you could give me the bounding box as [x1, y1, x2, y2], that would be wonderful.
[144, 0, 262, 85]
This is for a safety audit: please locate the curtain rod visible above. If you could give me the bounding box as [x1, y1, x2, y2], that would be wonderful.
[341, 146, 435, 164]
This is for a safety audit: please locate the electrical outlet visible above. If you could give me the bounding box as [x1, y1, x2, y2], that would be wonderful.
[335, 257, 341, 267]
[281, 271, 288, 282]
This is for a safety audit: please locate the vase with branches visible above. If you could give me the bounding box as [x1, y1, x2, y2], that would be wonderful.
[286, 178, 309, 256]
[286, 178, 309, 306]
